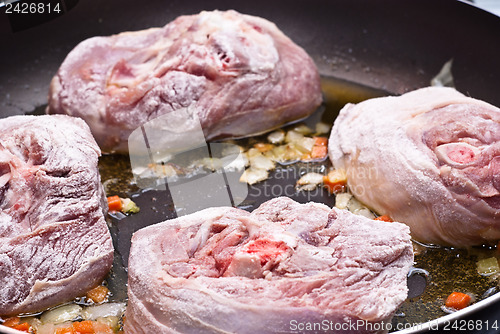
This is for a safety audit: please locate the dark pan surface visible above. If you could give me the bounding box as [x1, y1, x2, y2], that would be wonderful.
[2, 0, 500, 116]
[1, 1, 500, 333]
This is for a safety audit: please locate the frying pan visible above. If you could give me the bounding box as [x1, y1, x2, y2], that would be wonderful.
[1, 0, 500, 333]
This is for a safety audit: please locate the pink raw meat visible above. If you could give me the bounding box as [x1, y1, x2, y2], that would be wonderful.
[329, 86, 500, 246]
[0, 115, 113, 315]
[47, 10, 322, 153]
[125, 197, 413, 334]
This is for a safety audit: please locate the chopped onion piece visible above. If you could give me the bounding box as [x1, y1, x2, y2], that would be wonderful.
[283, 144, 303, 161]
[431, 59, 455, 88]
[294, 137, 315, 153]
[221, 144, 243, 156]
[35, 323, 56, 334]
[194, 157, 223, 171]
[297, 183, 319, 192]
[315, 122, 332, 134]
[291, 124, 313, 135]
[477, 257, 500, 276]
[152, 162, 181, 178]
[249, 154, 275, 171]
[97, 316, 120, 331]
[285, 130, 304, 143]
[82, 303, 126, 321]
[270, 145, 287, 163]
[254, 143, 274, 153]
[353, 208, 376, 219]
[122, 198, 140, 214]
[40, 304, 82, 324]
[240, 168, 268, 185]
[267, 130, 285, 144]
[138, 162, 184, 183]
[246, 148, 262, 159]
[335, 193, 353, 210]
[336, 193, 375, 217]
[222, 154, 248, 171]
[132, 167, 158, 180]
[296, 172, 324, 191]
[347, 196, 366, 212]
[297, 172, 324, 186]
[263, 149, 278, 162]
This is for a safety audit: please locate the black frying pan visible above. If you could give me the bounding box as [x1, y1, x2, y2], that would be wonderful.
[1, 1, 500, 333]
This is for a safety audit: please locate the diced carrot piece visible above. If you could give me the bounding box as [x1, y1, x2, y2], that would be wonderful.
[2, 317, 20, 327]
[310, 145, 328, 159]
[313, 136, 328, 146]
[323, 169, 347, 194]
[56, 327, 75, 334]
[86, 285, 110, 304]
[375, 215, 393, 222]
[445, 292, 471, 310]
[13, 322, 31, 332]
[107, 195, 122, 212]
[92, 321, 114, 334]
[73, 320, 95, 334]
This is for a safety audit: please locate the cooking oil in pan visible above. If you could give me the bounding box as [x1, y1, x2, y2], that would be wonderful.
[393, 243, 500, 331]
[320, 76, 390, 125]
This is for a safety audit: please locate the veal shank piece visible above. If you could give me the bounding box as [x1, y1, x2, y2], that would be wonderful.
[329, 86, 500, 247]
[0, 115, 113, 315]
[47, 10, 322, 153]
[125, 197, 413, 334]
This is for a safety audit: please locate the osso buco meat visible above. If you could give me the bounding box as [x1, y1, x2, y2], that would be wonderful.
[47, 10, 322, 153]
[125, 197, 413, 334]
[0, 115, 113, 315]
[329, 87, 500, 247]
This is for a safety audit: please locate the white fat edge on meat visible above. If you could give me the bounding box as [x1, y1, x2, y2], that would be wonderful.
[434, 142, 481, 167]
